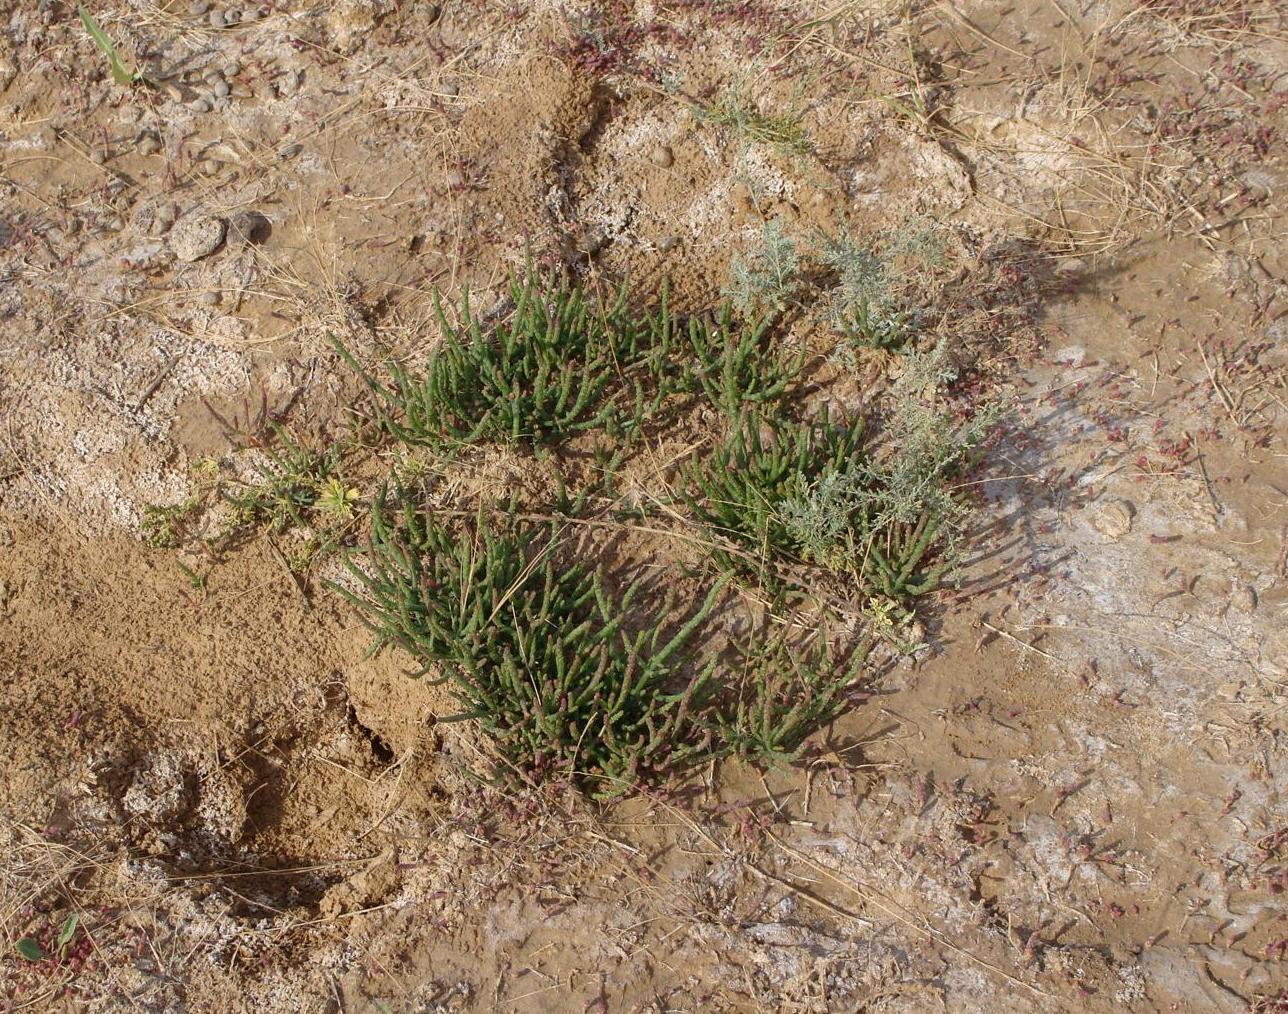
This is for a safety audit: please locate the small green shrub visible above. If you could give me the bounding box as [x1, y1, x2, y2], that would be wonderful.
[716, 634, 868, 766]
[341, 272, 679, 450]
[338, 493, 729, 795]
[223, 432, 345, 532]
[685, 306, 802, 417]
[697, 89, 812, 156]
[681, 408, 862, 573]
[141, 497, 200, 549]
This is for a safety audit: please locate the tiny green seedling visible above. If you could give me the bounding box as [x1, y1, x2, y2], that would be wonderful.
[56, 914, 79, 960]
[12, 915, 76, 964]
[176, 560, 208, 591]
[78, 5, 144, 87]
[315, 477, 361, 520]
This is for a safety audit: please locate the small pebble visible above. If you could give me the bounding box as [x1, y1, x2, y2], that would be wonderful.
[240, 7, 257, 22]
[191, 0, 210, 12]
[200, 158, 221, 176]
[213, 79, 230, 98]
[209, 9, 225, 27]
[658, 235, 681, 253]
[90, 149, 106, 165]
[191, 97, 212, 113]
[278, 142, 302, 160]
[198, 291, 220, 306]
[224, 9, 240, 25]
[150, 205, 177, 236]
[162, 81, 184, 102]
[278, 70, 301, 97]
[651, 144, 674, 168]
[1091, 499, 1135, 540]
[440, 81, 459, 97]
[136, 131, 162, 155]
[223, 61, 241, 77]
[203, 68, 222, 83]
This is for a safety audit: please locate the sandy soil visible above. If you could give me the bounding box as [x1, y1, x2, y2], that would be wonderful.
[2, 0, 1287, 1011]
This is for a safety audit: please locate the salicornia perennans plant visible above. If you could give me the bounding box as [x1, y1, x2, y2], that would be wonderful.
[684, 306, 802, 417]
[716, 633, 868, 766]
[338, 492, 729, 795]
[339, 271, 681, 451]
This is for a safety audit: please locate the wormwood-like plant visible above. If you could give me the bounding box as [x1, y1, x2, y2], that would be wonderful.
[729, 220, 801, 317]
[716, 634, 868, 766]
[685, 306, 802, 417]
[820, 232, 917, 353]
[340, 272, 679, 451]
[697, 89, 812, 157]
[683, 357, 992, 606]
[777, 468, 951, 603]
[779, 342, 999, 602]
[338, 493, 729, 795]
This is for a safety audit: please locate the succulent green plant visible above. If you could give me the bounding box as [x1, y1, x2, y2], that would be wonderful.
[338, 492, 729, 795]
[715, 634, 868, 766]
[339, 271, 681, 451]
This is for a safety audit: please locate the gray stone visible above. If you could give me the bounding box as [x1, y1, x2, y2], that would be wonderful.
[169, 214, 226, 262]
